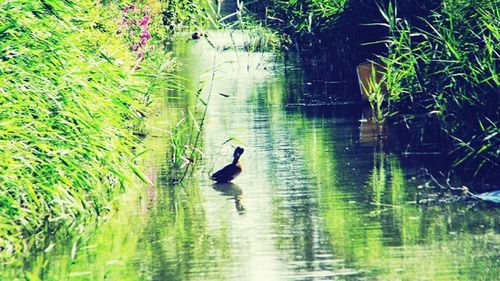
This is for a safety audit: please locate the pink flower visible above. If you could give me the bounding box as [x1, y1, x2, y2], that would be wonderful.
[132, 44, 139, 51]
[129, 4, 136, 10]
[139, 16, 150, 27]
[141, 30, 151, 40]
[140, 37, 148, 45]
[122, 6, 129, 13]
[137, 52, 145, 60]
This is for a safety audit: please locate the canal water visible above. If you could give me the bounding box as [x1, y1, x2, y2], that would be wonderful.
[3, 32, 499, 280]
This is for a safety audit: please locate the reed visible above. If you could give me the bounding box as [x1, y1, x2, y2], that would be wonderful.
[161, 0, 213, 30]
[377, 0, 499, 177]
[0, 0, 183, 257]
[167, 95, 206, 184]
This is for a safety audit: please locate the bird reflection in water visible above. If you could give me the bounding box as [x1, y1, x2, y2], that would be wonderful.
[213, 182, 245, 213]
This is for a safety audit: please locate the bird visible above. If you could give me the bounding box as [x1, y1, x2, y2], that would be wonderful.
[191, 31, 204, 40]
[211, 147, 244, 183]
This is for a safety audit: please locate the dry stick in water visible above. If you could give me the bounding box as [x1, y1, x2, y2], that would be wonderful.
[423, 169, 477, 198]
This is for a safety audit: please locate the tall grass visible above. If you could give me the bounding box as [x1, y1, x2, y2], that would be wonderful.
[0, 0, 182, 257]
[377, 0, 499, 177]
[161, 0, 213, 30]
[247, 0, 347, 36]
[231, 2, 287, 53]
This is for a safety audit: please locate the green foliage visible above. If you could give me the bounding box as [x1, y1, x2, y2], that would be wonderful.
[378, 0, 499, 176]
[253, 0, 348, 35]
[0, 0, 174, 257]
[232, 12, 288, 53]
[161, 0, 213, 30]
[203, 1, 287, 53]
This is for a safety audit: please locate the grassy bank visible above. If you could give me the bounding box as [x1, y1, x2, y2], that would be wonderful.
[376, 0, 499, 178]
[246, 0, 499, 180]
[0, 0, 208, 258]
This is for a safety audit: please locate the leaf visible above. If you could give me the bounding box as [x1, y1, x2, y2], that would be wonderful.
[129, 164, 153, 186]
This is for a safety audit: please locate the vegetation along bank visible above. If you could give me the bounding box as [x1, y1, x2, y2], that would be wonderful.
[0, 0, 208, 258]
[246, 0, 499, 181]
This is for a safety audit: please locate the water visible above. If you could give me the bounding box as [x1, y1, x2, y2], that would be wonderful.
[2, 31, 499, 281]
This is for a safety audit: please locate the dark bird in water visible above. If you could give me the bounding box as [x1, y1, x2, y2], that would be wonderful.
[211, 147, 244, 183]
[191, 31, 205, 40]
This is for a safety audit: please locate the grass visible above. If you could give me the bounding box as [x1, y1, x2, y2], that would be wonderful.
[0, 0, 208, 258]
[246, 0, 348, 36]
[376, 0, 499, 178]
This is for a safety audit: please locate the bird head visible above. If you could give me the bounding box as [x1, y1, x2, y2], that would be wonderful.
[233, 147, 244, 158]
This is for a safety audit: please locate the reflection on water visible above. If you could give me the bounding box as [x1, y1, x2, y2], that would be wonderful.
[213, 183, 245, 213]
[2, 31, 499, 281]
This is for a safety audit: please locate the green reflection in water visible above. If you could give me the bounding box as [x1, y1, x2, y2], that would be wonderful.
[3, 171, 230, 280]
[223, 59, 500, 280]
[269, 97, 500, 280]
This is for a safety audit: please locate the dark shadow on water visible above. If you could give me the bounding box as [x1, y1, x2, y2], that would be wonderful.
[212, 182, 245, 213]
